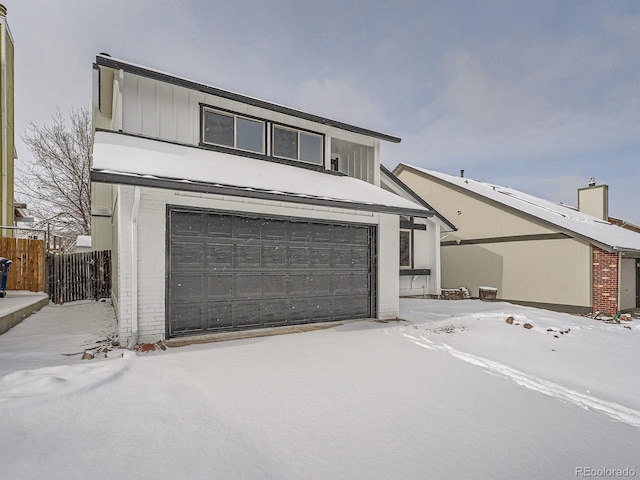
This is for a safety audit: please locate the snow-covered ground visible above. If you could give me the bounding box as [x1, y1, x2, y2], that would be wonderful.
[1, 299, 639, 479]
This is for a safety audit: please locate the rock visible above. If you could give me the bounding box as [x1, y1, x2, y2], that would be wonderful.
[523, 323, 533, 329]
[620, 314, 632, 322]
[624, 325, 631, 330]
[81, 350, 94, 360]
[506, 316, 514, 324]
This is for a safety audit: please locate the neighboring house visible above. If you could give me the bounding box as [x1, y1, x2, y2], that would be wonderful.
[0, 4, 14, 232]
[90, 54, 439, 345]
[394, 164, 640, 315]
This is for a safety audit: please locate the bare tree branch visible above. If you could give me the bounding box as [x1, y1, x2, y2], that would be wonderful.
[17, 106, 92, 251]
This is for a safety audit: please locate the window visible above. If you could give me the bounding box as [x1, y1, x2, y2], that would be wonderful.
[273, 125, 323, 164]
[202, 108, 265, 154]
[399, 230, 411, 268]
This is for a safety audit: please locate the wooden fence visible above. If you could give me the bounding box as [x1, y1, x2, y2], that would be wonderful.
[0, 237, 46, 292]
[48, 250, 112, 304]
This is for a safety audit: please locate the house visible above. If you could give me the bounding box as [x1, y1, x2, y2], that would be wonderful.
[0, 4, 14, 232]
[393, 164, 640, 315]
[90, 54, 446, 346]
[379, 165, 456, 297]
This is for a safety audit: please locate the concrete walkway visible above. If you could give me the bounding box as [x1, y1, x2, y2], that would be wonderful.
[0, 290, 50, 335]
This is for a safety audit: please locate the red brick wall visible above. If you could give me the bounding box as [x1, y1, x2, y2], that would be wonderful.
[592, 246, 619, 315]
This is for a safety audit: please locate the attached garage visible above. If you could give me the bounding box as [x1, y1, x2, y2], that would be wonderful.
[167, 207, 376, 337]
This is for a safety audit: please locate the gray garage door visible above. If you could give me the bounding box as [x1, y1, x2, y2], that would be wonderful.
[167, 208, 375, 337]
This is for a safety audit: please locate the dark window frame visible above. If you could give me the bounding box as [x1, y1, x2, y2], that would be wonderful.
[400, 228, 412, 269]
[201, 105, 267, 155]
[272, 122, 325, 166]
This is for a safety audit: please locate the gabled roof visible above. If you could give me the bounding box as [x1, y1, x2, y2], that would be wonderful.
[395, 164, 640, 254]
[91, 131, 431, 217]
[380, 165, 457, 231]
[94, 54, 401, 144]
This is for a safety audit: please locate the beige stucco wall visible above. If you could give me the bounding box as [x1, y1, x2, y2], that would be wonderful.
[397, 168, 592, 309]
[397, 170, 556, 242]
[620, 257, 637, 310]
[441, 239, 591, 307]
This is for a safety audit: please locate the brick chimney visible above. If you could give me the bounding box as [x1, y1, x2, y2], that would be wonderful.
[578, 178, 608, 221]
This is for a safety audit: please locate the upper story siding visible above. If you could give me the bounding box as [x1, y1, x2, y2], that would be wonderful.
[93, 56, 400, 187]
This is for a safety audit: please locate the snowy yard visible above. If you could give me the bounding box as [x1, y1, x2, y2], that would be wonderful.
[1, 298, 639, 479]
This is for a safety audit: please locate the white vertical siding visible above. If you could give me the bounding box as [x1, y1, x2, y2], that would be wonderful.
[157, 82, 176, 140]
[118, 72, 383, 186]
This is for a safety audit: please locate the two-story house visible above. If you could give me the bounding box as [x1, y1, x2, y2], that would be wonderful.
[90, 54, 447, 346]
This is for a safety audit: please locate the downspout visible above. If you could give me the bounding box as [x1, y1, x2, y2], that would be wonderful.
[129, 186, 141, 348]
[617, 252, 622, 314]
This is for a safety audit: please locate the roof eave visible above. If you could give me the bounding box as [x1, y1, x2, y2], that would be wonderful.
[91, 170, 432, 218]
[94, 55, 401, 144]
[394, 163, 640, 251]
[381, 164, 457, 231]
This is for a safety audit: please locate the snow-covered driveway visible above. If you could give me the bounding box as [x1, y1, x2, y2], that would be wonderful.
[1, 299, 638, 479]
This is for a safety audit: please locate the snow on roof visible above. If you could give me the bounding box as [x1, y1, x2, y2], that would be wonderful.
[92, 131, 430, 216]
[76, 235, 91, 248]
[400, 164, 640, 253]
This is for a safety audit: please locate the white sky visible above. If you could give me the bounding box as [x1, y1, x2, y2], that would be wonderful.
[5, 0, 640, 224]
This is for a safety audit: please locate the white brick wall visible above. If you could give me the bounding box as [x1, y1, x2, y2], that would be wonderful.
[114, 186, 402, 343]
[377, 213, 400, 320]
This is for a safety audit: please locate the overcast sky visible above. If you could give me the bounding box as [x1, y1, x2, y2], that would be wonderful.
[5, 0, 640, 224]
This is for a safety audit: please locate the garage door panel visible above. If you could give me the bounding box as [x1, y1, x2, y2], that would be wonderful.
[235, 245, 261, 268]
[234, 217, 262, 239]
[171, 241, 203, 268]
[310, 274, 332, 295]
[261, 300, 289, 326]
[351, 248, 370, 269]
[168, 209, 374, 337]
[311, 247, 331, 268]
[172, 212, 204, 237]
[263, 274, 288, 297]
[264, 245, 287, 267]
[334, 296, 369, 317]
[289, 274, 314, 296]
[262, 219, 287, 240]
[204, 243, 233, 268]
[290, 222, 312, 242]
[171, 304, 203, 333]
[289, 299, 324, 323]
[170, 274, 203, 302]
[332, 273, 352, 295]
[235, 274, 262, 299]
[206, 274, 233, 300]
[205, 303, 233, 330]
[233, 302, 261, 328]
[289, 246, 311, 267]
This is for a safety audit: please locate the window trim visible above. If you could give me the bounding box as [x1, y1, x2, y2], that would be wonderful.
[272, 122, 324, 165]
[201, 105, 266, 155]
[399, 228, 412, 269]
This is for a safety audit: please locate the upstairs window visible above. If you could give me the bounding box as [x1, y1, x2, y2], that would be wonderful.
[202, 108, 265, 154]
[273, 125, 323, 165]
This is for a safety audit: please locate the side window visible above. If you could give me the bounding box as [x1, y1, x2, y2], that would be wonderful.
[399, 230, 411, 268]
